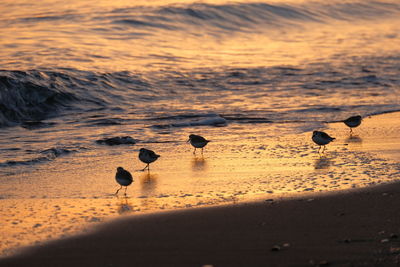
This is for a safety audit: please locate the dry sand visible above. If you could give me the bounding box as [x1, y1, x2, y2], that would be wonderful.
[0, 112, 400, 266]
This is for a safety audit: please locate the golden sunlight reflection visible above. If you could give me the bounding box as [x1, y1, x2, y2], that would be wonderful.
[1, 0, 399, 71]
[1, 113, 400, 256]
[1, 0, 400, 260]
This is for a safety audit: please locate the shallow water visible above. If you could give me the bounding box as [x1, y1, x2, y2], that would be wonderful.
[1, 0, 400, 173]
[1, 0, 400, 257]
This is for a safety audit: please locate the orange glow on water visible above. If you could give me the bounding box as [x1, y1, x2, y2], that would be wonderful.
[1, 0, 400, 71]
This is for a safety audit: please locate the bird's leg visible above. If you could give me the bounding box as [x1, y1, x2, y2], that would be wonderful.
[124, 186, 127, 196]
[141, 164, 149, 171]
[193, 148, 196, 155]
[115, 185, 122, 195]
[318, 146, 321, 154]
[201, 147, 204, 155]
[322, 145, 326, 153]
[350, 128, 353, 134]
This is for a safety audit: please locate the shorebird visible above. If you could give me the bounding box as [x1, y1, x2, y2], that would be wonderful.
[343, 115, 362, 133]
[115, 167, 133, 195]
[187, 134, 210, 154]
[312, 131, 335, 153]
[139, 148, 160, 171]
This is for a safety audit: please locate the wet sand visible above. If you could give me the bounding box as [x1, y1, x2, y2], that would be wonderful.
[1, 181, 400, 267]
[0, 112, 400, 265]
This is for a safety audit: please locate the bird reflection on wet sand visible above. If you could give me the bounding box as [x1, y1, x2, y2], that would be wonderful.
[345, 135, 363, 145]
[139, 172, 158, 196]
[314, 156, 333, 170]
[137, 172, 159, 210]
[116, 196, 133, 215]
[191, 156, 208, 172]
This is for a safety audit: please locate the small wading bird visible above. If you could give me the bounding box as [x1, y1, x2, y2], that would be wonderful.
[343, 115, 362, 133]
[115, 167, 133, 195]
[312, 131, 335, 153]
[188, 134, 210, 154]
[139, 148, 160, 171]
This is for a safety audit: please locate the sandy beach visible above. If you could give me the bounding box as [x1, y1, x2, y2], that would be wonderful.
[1, 181, 400, 267]
[1, 1, 400, 265]
[0, 112, 399, 266]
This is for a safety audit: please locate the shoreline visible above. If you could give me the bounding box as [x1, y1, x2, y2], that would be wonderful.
[1, 178, 400, 266]
[0, 111, 399, 264]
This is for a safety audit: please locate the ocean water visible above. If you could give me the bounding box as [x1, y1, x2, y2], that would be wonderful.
[1, 0, 400, 256]
[1, 0, 400, 174]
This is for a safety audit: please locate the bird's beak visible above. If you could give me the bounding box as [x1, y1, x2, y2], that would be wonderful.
[187, 139, 190, 143]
